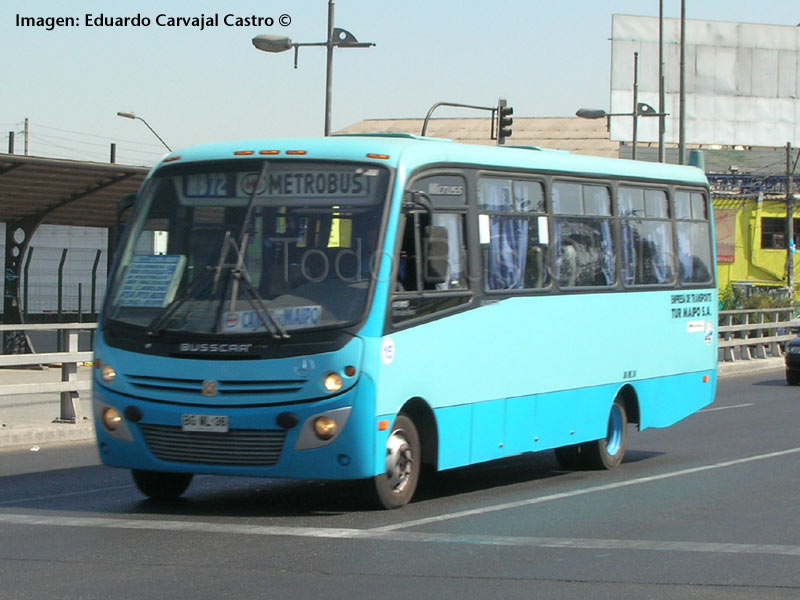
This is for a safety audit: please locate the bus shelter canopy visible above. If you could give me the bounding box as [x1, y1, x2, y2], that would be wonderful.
[0, 153, 149, 229]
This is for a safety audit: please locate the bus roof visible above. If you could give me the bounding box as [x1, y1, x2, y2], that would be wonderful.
[159, 134, 709, 187]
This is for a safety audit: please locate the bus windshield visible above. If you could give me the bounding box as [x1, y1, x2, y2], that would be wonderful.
[105, 160, 390, 336]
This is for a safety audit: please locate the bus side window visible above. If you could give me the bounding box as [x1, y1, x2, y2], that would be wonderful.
[395, 212, 466, 292]
[675, 191, 713, 284]
[391, 208, 470, 325]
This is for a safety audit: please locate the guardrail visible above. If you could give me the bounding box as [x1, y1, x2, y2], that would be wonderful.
[718, 307, 796, 362]
[0, 323, 96, 423]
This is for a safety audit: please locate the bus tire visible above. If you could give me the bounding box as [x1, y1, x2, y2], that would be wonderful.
[583, 397, 628, 470]
[132, 469, 193, 500]
[372, 415, 420, 509]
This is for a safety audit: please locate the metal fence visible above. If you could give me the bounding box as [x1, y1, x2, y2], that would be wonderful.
[2, 245, 107, 323]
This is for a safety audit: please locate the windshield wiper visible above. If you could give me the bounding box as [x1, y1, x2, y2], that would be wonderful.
[146, 265, 216, 336]
[211, 161, 289, 340]
[212, 230, 289, 339]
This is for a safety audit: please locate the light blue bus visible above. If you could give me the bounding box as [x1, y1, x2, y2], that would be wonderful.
[93, 134, 717, 508]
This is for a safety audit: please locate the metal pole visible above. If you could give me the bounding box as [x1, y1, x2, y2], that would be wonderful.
[90, 248, 101, 317]
[57, 248, 68, 329]
[789, 142, 796, 298]
[24, 118, 29, 155]
[658, 0, 665, 163]
[678, 0, 686, 165]
[7, 131, 14, 154]
[632, 52, 639, 160]
[138, 118, 171, 152]
[110, 142, 116, 164]
[23, 247, 34, 320]
[324, 0, 335, 136]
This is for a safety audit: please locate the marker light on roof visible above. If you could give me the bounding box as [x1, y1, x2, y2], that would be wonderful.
[234, 150, 255, 155]
[285, 150, 307, 155]
[163, 156, 182, 162]
[367, 153, 390, 160]
[259, 150, 280, 155]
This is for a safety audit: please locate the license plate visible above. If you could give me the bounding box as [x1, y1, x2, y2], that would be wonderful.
[182, 414, 229, 433]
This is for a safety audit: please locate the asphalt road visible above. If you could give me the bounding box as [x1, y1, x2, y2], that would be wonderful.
[1, 368, 799, 599]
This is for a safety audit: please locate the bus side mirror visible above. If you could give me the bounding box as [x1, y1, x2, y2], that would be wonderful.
[423, 225, 448, 285]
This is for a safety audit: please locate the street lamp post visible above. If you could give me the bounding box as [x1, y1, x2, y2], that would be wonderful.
[252, 0, 374, 136]
[576, 102, 665, 161]
[116, 111, 171, 152]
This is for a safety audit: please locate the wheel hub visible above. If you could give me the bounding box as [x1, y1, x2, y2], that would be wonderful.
[385, 430, 413, 492]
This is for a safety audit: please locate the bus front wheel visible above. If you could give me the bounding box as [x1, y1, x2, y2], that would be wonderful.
[372, 415, 421, 509]
[132, 469, 193, 501]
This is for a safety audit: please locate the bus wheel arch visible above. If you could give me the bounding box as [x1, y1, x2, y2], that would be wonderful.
[616, 384, 640, 429]
[398, 397, 438, 470]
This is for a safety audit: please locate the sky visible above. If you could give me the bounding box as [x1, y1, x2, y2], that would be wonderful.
[2, 0, 798, 166]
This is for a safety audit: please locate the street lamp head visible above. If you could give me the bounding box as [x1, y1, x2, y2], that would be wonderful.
[576, 108, 607, 119]
[117, 111, 137, 120]
[637, 102, 658, 116]
[252, 34, 293, 53]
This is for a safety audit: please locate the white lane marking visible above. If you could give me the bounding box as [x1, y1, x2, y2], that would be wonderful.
[369, 446, 800, 532]
[1, 512, 799, 556]
[699, 403, 753, 413]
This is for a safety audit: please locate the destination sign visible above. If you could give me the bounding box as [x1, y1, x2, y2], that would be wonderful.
[181, 169, 373, 199]
[238, 170, 371, 199]
[222, 306, 322, 332]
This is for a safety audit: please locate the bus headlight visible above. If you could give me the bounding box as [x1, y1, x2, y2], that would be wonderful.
[313, 416, 338, 440]
[100, 364, 117, 383]
[102, 407, 123, 431]
[323, 372, 343, 393]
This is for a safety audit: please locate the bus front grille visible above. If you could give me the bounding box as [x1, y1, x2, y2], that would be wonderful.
[139, 424, 286, 466]
[127, 374, 305, 397]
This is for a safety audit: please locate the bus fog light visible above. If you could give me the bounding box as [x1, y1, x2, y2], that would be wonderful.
[100, 364, 117, 383]
[102, 407, 123, 431]
[313, 416, 338, 440]
[323, 372, 343, 392]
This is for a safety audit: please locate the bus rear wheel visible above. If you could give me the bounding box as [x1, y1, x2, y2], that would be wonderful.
[132, 469, 193, 501]
[372, 415, 421, 509]
[554, 397, 628, 471]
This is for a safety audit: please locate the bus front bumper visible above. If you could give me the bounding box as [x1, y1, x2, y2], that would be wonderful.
[93, 380, 377, 481]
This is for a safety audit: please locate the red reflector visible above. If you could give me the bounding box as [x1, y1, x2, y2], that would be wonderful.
[377, 420, 390, 431]
[367, 153, 390, 160]
[285, 150, 307, 155]
[703, 375, 709, 383]
[234, 150, 255, 156]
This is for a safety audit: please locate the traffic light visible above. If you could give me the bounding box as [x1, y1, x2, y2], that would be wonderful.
[497, 98, 513, 145]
